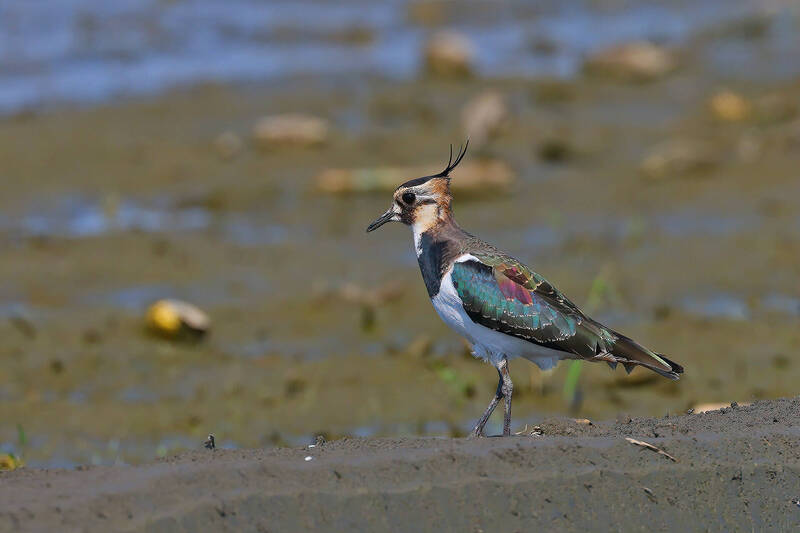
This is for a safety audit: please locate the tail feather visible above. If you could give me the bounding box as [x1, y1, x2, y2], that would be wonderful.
[609, 336, 683, 380]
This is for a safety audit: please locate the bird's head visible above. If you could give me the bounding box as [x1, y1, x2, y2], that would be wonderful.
[366, 141, 468, 234]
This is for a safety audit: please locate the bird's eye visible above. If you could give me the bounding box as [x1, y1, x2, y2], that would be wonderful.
[402, 192, 416, 205]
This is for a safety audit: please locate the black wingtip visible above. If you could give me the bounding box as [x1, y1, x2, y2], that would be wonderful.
[646, 354, 683, 380]
[608, 335, 683, 380]
[657, 353, 684, 375]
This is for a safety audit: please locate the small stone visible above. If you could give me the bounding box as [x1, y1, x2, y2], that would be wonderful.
[584, 41, 677, 82]
[709, 90, 751, 122]
[320, 279, 398, 304]
[639, 139, 717, 180]
[252, 114, 329, 148]
[423, 31, 475, 78]
[0, 453, 23, 471]
[461, 90, 508, 148]
[214, 131, 243, 159]
[304, 456, 313, 462]
[145, 299, 210, 341]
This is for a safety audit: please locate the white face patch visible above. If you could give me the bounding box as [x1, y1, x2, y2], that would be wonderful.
[411, 203, 439, 256]
[411, 202, 439, 231]
[413, 226, 423, 256]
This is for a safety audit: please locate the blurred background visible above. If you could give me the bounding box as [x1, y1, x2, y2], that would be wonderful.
[0, 0, 799, 468]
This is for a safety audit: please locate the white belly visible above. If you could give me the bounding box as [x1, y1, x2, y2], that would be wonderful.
[431, 258, 564, 371]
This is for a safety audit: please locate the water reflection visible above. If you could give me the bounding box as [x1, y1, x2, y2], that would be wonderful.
[6, 194, 293, 247]
[19, 195, 209, 238]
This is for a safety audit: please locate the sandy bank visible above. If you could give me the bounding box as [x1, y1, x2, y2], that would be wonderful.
[2, 397, 799, 532]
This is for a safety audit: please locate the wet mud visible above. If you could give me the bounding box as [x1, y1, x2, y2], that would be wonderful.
[2, 396, 800, 532]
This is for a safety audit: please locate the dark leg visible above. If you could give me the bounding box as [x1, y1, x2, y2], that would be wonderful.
[499, 358, 513, 436]
[470, 370, 503, 437]
[470, 357, 513, 437]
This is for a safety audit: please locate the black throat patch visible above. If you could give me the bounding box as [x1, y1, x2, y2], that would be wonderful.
[417, 230, 462, 298]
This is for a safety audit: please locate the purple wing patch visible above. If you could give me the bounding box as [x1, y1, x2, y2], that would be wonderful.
[494, 268, 534, 305]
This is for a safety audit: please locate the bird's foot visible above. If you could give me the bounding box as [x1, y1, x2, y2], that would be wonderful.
[469, 425, 485, 439]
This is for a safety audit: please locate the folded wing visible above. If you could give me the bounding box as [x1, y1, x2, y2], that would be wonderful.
[451, 255, 682, 379]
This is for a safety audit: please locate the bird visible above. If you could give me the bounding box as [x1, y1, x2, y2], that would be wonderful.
[366, 142, 683, 437]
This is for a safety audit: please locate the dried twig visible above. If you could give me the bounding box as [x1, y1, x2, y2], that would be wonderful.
[625, 437, 677, 462]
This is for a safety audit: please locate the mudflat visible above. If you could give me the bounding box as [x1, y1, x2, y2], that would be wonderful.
[2, 396, 799, 532]
[2, 75, 800, 467]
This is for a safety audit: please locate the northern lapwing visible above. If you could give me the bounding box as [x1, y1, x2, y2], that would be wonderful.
[366, 143, 683, 437]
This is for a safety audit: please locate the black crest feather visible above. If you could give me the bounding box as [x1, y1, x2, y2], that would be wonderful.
[434, 140, 469, 178]
[398, 140, 469, 189]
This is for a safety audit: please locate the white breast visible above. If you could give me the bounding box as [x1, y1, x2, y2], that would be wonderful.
[430, 254, 563, 370]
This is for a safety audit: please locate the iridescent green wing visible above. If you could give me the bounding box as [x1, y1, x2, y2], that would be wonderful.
[475, 253, 584, 315]
[451, 254, 614, 357]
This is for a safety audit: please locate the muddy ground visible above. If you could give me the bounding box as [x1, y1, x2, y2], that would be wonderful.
[2, 396, 800, 532]
[1, 3, 799, 532]
[1, 71, 799, 466]
[0, 2, 799, 470]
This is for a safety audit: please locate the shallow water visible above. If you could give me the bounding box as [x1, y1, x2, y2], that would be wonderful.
[2, 0, 799, 113]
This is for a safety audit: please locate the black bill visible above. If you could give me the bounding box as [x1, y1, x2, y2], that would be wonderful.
[366, 210, 395, 232]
